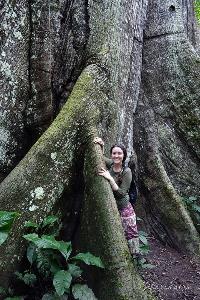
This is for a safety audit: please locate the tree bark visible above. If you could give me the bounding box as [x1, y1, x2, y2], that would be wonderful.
[0, 0, 200, 298]
[0, 65, 154, 299]
[134, 0, 200, 254]
[0, 64, 104, 283]
[0, 1, 30, 178]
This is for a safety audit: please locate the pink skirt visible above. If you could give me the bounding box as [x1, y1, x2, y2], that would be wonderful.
[119, 202, 138, 240]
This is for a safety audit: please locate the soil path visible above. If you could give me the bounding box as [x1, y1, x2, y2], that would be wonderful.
[140, 237, 200, 300]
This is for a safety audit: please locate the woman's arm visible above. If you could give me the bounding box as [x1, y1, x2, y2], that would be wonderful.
[98, 168, 132, 198]
[93, 137, 113, 168]
[93, 137, 104, 153]
[98, 167, 119, 191]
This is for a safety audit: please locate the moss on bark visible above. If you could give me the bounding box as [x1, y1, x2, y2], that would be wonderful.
[0, 64, 109, 286]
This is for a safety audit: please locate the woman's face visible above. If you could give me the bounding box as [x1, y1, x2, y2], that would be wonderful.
[111, 146, 124, 165]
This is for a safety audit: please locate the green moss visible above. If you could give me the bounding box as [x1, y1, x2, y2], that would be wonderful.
[195, 0, 200, 23]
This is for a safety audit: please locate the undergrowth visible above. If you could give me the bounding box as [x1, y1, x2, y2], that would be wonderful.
[0, 213, 104, 300]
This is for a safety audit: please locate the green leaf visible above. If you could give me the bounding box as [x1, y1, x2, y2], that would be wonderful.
[138, 230, 148, 237]
[72, 253, 104, 268]
[23, 234, 72, 259]
[35, 249, 52, 277]
[23, 233, 40, 244]
[194, 214, 200, 222]
[53, 270, 72, 296]
[15, 271, 37, 287]
[24, 221, 39, 229]
[0, 211, 19, 228]
[0, 286, 6, 295]
[139, 235, 148, 245]
[195, 0, 200, 22]
[72, 284, 97, 300]
[0, 231, 8, 246]
[15, 271, 24, 281]
[68, 264, 82, 278]
[136, 217, 143, 221]
[50, 261, 61, 275]
[23, 273, 37, 287]
[188, 196, 197, 202]
[42, 293, 68, 300]
[26, 243, 36, 264]
[139, 258, 147, 264]
[42, 294, 57, 300]
[42, 216, 58, 228]
[139, 244, 149, 251]
[0, 211, 19, 245]
[183, 198, 190, 205]
[139, 244, 150, 255]
[192, 204, 200, 213]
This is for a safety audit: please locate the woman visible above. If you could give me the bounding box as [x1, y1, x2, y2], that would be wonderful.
[94, 137, 139, 259]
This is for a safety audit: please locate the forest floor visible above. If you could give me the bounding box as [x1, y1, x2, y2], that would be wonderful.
[139, 237, 200, 300]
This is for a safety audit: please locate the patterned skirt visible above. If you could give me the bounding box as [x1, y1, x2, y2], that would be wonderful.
[119, 202, 139, 255]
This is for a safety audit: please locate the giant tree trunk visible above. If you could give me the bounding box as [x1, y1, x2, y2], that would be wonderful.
[0, 65, 153, 299]
[0, 0, 200, 298]
[134, 0, 200, 253]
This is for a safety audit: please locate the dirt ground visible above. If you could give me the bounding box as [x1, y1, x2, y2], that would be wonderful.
[139, 237, 200, 300]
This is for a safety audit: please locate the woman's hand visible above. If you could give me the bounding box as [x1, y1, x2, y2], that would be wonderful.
[98, 167, 112, 180]
[98, 167, 119, 191]
[93, 137, 104, 147]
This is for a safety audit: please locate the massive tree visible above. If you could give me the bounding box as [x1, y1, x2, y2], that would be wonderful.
[0, 0, 199, 299]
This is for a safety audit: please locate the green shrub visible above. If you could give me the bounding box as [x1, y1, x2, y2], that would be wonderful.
[14, 215, 104, 299]
[182, 195, 200, 227]
[0, 211, 19, 245]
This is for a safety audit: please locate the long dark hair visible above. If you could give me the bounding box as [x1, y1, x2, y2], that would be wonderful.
[110, 144, 127, 164]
